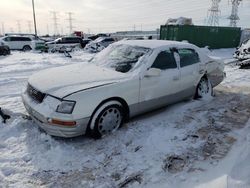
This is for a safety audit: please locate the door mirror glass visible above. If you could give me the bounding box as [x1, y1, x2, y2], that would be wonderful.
[145, 68, 161, 77]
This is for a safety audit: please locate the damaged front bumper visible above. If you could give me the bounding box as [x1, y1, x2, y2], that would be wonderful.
[22, 93, 90, 138]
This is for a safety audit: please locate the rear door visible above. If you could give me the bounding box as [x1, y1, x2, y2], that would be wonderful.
[139, 49, 181, 112]
[177, 48, 203, 97]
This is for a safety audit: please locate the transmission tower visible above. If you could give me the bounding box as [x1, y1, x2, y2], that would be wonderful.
[1, 22, 5, 35]
[207, 0, 221, 26]
[17, 20, 21, 33]
[50, 11, 59, 35]
[228, 0, 242, 27]
[66, 12, 74, 34]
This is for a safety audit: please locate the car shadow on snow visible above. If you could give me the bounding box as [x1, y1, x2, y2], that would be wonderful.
[15, 85, 250, 187]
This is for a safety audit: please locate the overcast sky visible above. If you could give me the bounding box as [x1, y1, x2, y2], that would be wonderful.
[0, 0, 249, 35]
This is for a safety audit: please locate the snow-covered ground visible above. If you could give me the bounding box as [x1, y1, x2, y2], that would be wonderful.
[0, 48, 250, 188]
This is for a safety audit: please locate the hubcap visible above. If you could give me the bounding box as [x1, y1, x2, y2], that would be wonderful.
[198, 78, 209, 96]
[98, 107, 122, 135]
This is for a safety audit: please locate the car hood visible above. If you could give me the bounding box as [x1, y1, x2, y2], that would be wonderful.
[28, 63, 128, 98]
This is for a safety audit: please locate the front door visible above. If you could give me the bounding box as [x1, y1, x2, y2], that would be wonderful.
[139, 49, 181, 112]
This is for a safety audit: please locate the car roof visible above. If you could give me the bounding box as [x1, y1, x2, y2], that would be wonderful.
[115, 40, 196, 49]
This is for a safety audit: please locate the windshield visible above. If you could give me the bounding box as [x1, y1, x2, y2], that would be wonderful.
[91, 44, 150, 73]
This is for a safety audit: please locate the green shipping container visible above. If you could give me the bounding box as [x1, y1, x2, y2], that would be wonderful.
[160, 25, 241, 49]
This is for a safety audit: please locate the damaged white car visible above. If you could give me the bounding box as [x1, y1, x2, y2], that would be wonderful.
[234, 38, 250, 66]
[22, 40, 225, 138]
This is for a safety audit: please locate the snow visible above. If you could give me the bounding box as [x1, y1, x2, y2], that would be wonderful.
[0, 48, 250, 187]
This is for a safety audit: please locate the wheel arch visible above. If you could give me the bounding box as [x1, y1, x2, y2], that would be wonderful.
[87, 97, 130, 131]
[96, 97, 130, 121]
[23, 45, 32, 51]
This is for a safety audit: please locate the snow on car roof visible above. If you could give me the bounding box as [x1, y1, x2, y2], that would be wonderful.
[116, 39, 195, 49]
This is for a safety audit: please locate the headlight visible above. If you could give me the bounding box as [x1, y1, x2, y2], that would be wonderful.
[56, 100, 76, 114]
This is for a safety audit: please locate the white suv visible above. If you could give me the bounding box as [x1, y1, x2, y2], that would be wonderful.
[0, 36, 37, 51]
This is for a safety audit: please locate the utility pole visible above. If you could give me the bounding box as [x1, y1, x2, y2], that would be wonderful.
[17, 20, 21, 33]
[228, 0, 242, 27]
[50, 11, 59, 36]
[27, 21, 32, 33]
[66, 12, 74, 34]
[207, 0, 221, 26]
[32, 0, 37, 35]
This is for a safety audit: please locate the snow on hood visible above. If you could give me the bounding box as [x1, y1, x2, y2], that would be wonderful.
[28, 63, 128, 98]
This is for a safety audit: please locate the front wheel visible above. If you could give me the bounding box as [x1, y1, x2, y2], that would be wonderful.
[89, 101, 124, 138]
[195, 77, 213, 99]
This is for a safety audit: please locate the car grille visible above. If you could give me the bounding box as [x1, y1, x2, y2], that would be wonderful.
[27, 84, 46, 103]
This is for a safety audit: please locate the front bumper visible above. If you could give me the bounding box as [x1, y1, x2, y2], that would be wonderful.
[22, 93, 90, 138]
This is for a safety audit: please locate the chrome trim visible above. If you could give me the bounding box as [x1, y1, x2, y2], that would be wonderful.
[129, 86, 196, 117]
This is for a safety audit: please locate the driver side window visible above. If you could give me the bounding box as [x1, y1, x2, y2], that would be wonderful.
[151, 50, 177, 70]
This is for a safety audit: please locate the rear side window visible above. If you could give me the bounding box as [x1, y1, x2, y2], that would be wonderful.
[21, 37, 31, 41]
[178, 49, 200, 67]
[104, 38, 114, 42]
[10, 37, 18, 41]
[151, 50, 177, 70]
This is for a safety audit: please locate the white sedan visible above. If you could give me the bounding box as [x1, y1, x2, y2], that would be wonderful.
[22, 40, 225, 138]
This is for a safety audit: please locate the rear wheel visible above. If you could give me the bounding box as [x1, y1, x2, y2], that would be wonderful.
[2, 49, 8, 56]
[23, 45, 32, 52]
[89, 101, 124, 138]
[195, 77, 213, 98]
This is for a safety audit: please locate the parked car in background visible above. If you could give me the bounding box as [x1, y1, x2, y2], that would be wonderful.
[81, 39, 92, 48]
[234, 38, 250, 66]
[88, 33, 109, 41]
[0, 41, 10, 56]
[22, 40, 225, 138]
[0, 35, 44, 51]
[45, 36, 87, 51]
[84, 37, 115, 52]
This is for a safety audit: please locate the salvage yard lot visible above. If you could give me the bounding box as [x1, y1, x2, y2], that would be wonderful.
[1, 49, 250, 188]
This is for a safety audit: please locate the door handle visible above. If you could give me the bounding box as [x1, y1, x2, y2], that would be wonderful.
[199, 69, 205, 74]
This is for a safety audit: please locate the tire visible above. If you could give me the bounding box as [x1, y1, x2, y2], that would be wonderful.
[89, 101, 124, 138]
[195, 77, 213, 99]
[23, 45, 32, 52]
[2, 49, 8, 56]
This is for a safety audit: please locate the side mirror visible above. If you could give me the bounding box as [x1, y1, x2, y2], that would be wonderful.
[145, 68, 161, 77]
